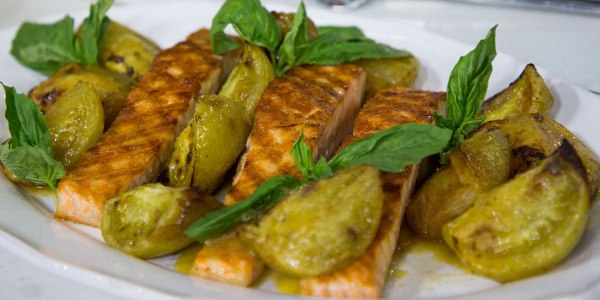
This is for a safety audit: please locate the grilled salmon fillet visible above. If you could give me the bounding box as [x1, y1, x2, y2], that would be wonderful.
[225, 64, 366, 205]
[191, 64, 366, 286]
[56, 29, 233, 227]
[301, 88, 444, 298]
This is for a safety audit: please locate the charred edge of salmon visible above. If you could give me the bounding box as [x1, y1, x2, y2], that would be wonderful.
[56, 29, 233, 227]
[224, 64, 366, 206]
[300, 88, 443, 298]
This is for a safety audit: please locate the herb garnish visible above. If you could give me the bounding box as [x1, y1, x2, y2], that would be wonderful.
[210, 0, 281, 62]
[0, 84, 65, 190]
[10, 0, 113, 75]
[210, 0, 411, 76]
[185, 123, 451, 242]
[435, 26, 497, 161]
[184, 175, 301, 242]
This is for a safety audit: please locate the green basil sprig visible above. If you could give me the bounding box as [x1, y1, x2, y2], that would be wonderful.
[291, 133, 332, 181]
[210, 0, 282, 61]
[329, 124, 453, 172]
[185, 123, 451, 242]
[317, 26, 365, 37]
[0, 84, 65, 190]
[276, 1, 311, 76]
[10, 0, 113, 75]
[435, 26, 497, 161]
[210, 0, 411, 76]
[184, 175, 300, 243]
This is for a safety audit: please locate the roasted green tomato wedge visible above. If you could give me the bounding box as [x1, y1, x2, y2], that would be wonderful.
[243, 165, 384, 277]
[479, 64, 553, 122]
[28, 63, 132, 127]
[167, 95, 251, 191]
[218, 43, 275, 120]
[442, 141, 589, 282]
[478, 114, 600, 199]
[99, 21, 161, 80]
[101, 183, 222, 259]
[354, 55, 419, 99]
[43, 82, 104, 168]
[407, 129, 511, 238]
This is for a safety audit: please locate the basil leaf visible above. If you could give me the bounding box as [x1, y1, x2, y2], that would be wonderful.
[185, 175, 300, 242]
[10, 0, 113, 75]
[1, 84, 65, 190]
[76, 0, 113, 65]
[434, 113, 454, 133]
[329, 123, 452, 173]
[447, 26, 497, 124]
[317, 26, 365, 38]
[2, 84, 51, 152]
[210, 0, 411, 76]
[0, 145, 65, 191]
[210, 0, 281, 55]
[295, 32, 411, 67]
[312, 156, 333, 179]
[436, 25, 497, 152]
[458, 116, 486, 138]
[290, 132, 333, 180]
[291, 132, 313, 178]
[276, 1, 309, 76]
[10, 16, 78, 75]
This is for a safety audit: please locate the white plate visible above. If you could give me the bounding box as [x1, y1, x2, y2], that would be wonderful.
[0, 1, 599, 299]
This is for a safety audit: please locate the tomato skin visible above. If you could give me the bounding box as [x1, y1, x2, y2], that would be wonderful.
[243, 165, 384, 277]
[442, 141, 589, 282]
[44, 82, 104, 168]
[101, 183, 222, 259]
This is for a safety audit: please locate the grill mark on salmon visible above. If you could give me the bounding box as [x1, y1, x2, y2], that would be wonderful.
[190, 64, 366, 286]
[56, 29, 234, 227]
[225, 64, 365, 205]
[301, 88, 444, 298]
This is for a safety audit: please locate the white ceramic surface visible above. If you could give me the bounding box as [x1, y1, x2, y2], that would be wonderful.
[0, 1, 600, 299]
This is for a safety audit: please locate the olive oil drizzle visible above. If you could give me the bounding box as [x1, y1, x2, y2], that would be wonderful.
[173, 243, 203, 274]
[252, 269, 301, 295]
[388, 226, 463, 280]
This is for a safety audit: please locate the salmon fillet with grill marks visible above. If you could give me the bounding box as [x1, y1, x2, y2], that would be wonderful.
[224, 64, 366, 205]
[190, 64, 366, 286]
[301, 88, 444, 298]
[56, 29, 234, 227]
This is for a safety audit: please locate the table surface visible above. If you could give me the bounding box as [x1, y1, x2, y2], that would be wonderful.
[1, 0, 599, 299]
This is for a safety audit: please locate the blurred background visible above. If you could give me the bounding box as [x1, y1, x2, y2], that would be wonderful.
[2, 0, 599, 93]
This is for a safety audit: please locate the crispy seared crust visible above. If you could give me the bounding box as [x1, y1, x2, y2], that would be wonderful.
[225, 64, 365, 205]
[301, 88, 444, 298]
[339, 88, 444, 149]
[56, 29, 229, 227]
[191, 64, 366, 286]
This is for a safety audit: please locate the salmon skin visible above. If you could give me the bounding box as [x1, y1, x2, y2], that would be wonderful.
[56, 29, 233, 227]
[191, 64, 366, 286]
[301, 88, 444, 298]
